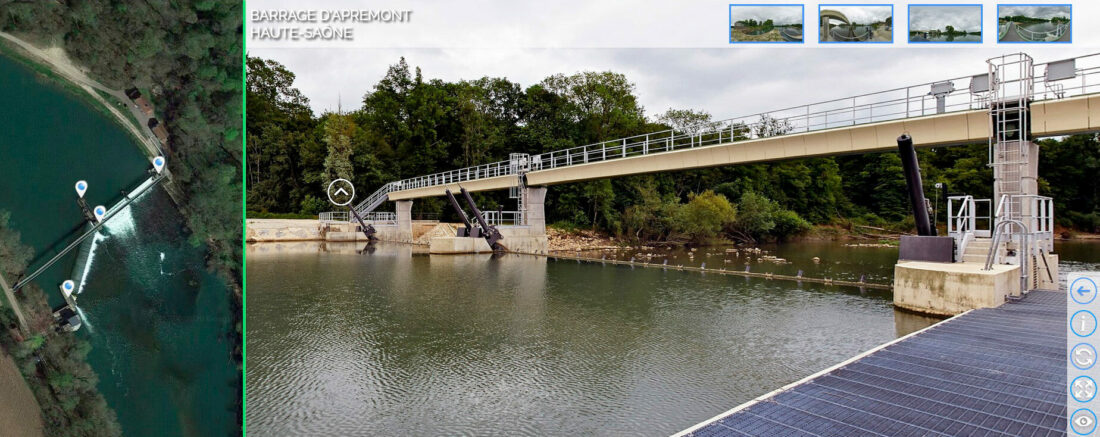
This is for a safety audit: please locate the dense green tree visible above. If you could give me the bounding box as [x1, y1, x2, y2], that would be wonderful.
[321, 113, 356, 186]
[1, 2, 244, 430]
[676, 190, 737, 243]
[1, 212, 121, 436]
[246, 56, 1100, 241]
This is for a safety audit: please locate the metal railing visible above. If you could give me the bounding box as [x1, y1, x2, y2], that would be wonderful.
[319, 211, 348, 223]
[1016, 22, 1069, 42]
[1012, 194, 1054, 252]
[828, 26, 875, 42]
[356, 52, 1099, 212]
[351, 182, 396, 216]
[366, 212, 397, 224]
[984, 219, 1030, 294]
[947, 195, 992, 261]
[412, 213, 441, 221]
[483, 211, 524, 226]
[320, 210, 397, 224]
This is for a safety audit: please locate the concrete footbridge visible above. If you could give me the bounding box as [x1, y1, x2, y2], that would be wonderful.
[316, 52, 1100, 436]
[341, 53, 1099, 246]
[0, 157, 167, 333]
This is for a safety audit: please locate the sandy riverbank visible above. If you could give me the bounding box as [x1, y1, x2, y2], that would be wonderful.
[0, 352, 44, 437]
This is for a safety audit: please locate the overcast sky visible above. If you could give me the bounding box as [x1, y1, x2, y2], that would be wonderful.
[999, 5, 1072, 20]
[909, 6, 982, 32]
[251, 48, 1089, 119]
[730, 6, 802, 26]
[821, 5, 892, 24]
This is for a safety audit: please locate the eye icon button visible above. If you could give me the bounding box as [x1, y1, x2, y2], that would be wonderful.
[1072, 409, 1097, 435]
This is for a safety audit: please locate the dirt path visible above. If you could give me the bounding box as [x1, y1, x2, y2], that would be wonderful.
[0, 273, 29, 333]
[0, 352, 44, 437]
[0, 31, 163, 159]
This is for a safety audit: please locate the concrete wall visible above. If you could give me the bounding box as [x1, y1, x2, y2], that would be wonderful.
[246, 219, 321, 242]
[498, 226, 548, 255]
[1031, 94, 1100, 137]
[429, 237, 493, 254]
[523, 187, 547, 235]
[395, 200, 414, 242]
[893, 261, 1022, 316]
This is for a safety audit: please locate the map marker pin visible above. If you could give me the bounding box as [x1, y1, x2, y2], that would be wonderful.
[152, 156, 165, 174]
[75, 180, 88, 198]
[93, 205, 106, 223]
[60, 280, 75, 298]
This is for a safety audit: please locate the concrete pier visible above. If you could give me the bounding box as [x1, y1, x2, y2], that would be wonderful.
[893, 262, 1022, 316]
[395, 200, 414, 243]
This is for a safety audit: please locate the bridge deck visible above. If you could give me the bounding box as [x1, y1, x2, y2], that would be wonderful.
[678, 290, 1066, 437]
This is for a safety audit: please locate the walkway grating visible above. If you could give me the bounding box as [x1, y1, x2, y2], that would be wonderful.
[677, 290, 1067, 437]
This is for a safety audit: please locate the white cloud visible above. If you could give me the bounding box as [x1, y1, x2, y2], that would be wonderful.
[819, 5, 892, 25]
[730, 6, 803, 26]
[251, 47, 1089, 121]
[909, 6, 982, 32]
[999, 5, 1072, 20]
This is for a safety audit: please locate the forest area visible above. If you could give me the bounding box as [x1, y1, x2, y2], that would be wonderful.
[247, 55, 1100, 245]
[0, 1, 242, 434]
[0, 0, 242, 286]
[0, 212, 120, 436]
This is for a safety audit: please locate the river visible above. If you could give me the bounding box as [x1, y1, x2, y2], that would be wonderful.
[0, 54, 236, 436]
[245, 241, 942, 435]
[246, 239, 1100, 436]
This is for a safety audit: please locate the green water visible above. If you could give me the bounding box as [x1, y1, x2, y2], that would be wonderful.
[0, 54, 236, 436]
[0, 54, 148, 308]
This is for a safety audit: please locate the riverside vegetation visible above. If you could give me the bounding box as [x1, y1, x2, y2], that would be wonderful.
[0, 1, 243, 433]
[1, 212, 120, 436]
[247, 56, 1100, 246]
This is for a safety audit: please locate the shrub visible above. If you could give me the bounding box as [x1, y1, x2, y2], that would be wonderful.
[298, 195, 327, 215]
[732, 191, 811, 242]
[675, 190, 736, 243]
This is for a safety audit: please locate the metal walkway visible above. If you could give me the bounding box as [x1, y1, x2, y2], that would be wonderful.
[677, 290, 1066, 437]
[346, 52, 1099, 212]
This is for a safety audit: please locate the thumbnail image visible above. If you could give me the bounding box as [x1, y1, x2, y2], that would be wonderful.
[729, 5, 804, 43]
[998, 4, 1071, 42]
[909, 5, 982, 43]
[819, 5, 893, 43]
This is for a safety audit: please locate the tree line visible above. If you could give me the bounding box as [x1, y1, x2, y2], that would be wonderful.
[1, 1, 242, 433]
[248, 56, 1100, 243]
[1, 211, 121, 436]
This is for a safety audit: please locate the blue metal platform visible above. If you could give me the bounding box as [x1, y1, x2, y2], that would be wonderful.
[678, 291, 1066, 437]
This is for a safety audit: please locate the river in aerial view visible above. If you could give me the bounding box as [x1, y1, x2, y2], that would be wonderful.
[245, 239, 1100, 436]
[0, 54, 236, 436]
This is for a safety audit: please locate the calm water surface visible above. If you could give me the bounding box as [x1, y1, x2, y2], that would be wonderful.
[0, 54, 236, 436]
[246, 241, 942, 436]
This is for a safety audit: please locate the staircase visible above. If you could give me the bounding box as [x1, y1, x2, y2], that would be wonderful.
[960, 237, 993, 263]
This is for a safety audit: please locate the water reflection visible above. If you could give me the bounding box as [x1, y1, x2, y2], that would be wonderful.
[246, 241, 932, 436]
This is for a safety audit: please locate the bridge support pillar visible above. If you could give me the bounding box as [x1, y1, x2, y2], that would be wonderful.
[396, 200, 414, 243]
[523, 187, 547, 235]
